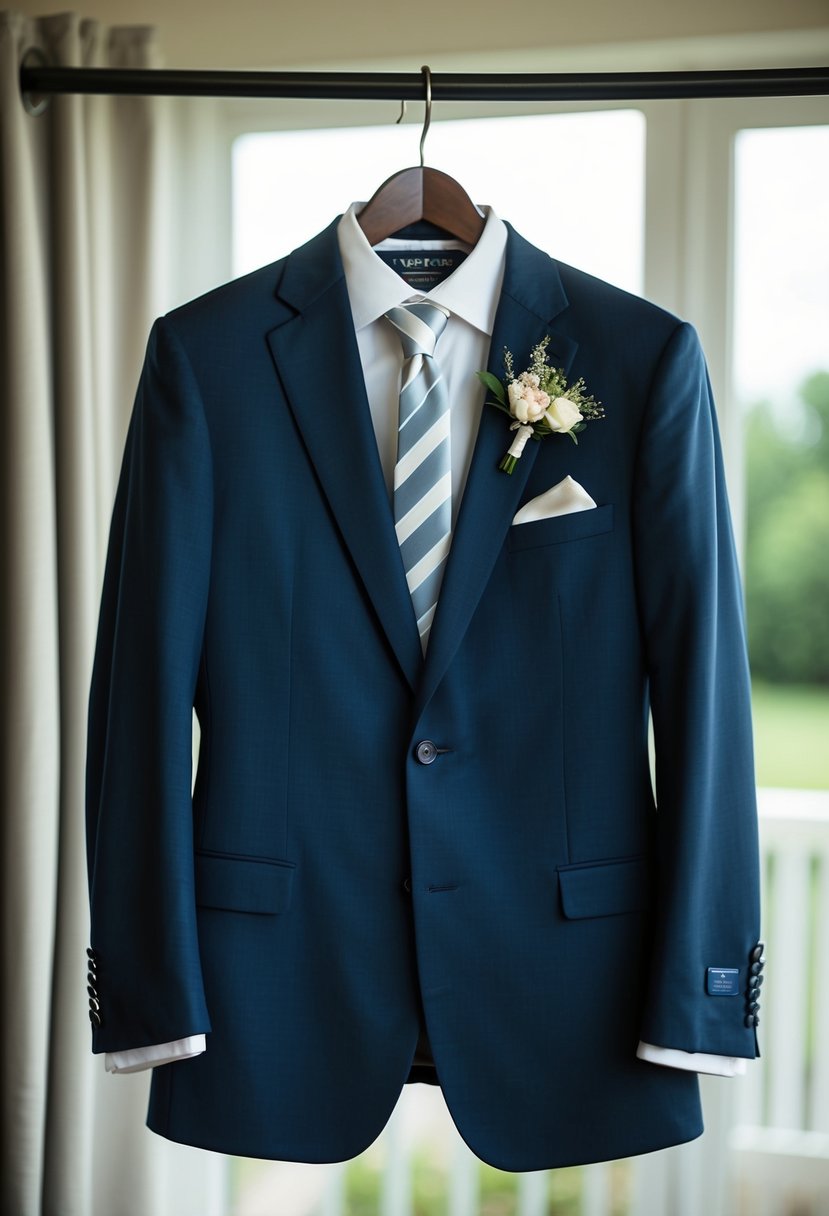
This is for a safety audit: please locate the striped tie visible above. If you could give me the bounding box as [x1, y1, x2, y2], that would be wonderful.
[386, 302, 452, 652]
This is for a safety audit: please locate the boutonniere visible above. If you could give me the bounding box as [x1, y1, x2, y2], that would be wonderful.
[476, 337, 605, 473]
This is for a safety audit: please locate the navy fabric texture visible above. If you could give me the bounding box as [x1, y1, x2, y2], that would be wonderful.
[85, 218, 761, 1170]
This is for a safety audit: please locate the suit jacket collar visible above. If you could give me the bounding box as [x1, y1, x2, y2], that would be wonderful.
[266, 219, 577, 706]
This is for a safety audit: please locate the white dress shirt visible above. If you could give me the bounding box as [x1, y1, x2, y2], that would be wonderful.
[105, 202, 744, 1080]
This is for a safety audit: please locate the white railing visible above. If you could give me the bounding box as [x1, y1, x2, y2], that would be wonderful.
[730, 788, 829, 1216]
[232, 788, 829, 1216]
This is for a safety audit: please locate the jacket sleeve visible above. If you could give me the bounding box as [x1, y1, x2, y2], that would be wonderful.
[632, 321, 762, 1060]
[85, 316, 213, 1054]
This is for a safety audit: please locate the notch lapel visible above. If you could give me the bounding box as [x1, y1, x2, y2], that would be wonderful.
[414, 226, 579, 720]
[266, 221, 422, 691]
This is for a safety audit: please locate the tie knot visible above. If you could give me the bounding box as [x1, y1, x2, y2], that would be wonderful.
[385, 302, 448, 360]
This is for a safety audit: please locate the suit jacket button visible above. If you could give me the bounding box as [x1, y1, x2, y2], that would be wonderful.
[750, 960, 765, 976]
[750, 943, 764, 963]
[403, 876, 412, 894]
[416, 740, 438, 765]
[89, 1009, 102, 1028]
[745, 1013, 758, 1028]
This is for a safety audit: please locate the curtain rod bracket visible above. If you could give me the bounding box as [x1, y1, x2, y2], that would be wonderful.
[20, 47, 51, 116]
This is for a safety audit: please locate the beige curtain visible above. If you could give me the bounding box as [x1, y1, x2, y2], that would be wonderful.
[0, 11, 227, 1215]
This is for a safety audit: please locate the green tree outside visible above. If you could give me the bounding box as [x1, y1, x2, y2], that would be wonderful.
[744, 369, 829, 788]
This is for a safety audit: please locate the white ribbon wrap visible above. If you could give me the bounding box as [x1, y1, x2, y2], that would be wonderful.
[507, 424, 534, 460]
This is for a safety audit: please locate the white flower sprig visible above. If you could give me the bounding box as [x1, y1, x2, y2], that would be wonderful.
[477, 337, 605, 473]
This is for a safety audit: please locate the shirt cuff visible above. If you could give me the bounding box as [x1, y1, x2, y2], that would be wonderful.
[636, 1040, 748, 1077]
[105, 1036, 746, 1076]
[105, 1035, 207, 1074]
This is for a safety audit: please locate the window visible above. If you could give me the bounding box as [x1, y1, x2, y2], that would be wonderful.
[730, 121, 829, 1173]
[733, 124, 829, 791]
[232, 109, 645, 290]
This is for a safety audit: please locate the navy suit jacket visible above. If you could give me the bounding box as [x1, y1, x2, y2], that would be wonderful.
[85, 217, 761, 1170]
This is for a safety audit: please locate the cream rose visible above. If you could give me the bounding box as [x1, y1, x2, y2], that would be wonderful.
[507, 373, 550, 424]
[545, 396, 583, 433]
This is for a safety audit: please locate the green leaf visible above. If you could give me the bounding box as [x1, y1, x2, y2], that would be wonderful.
[568, 430, 579, 445]
[476, 371, 506, 404]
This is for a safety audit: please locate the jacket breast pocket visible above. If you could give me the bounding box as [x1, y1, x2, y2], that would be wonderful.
[195, 850, 296, 914]
[508, 503, 614, 552]
[557, 853, 652, 920]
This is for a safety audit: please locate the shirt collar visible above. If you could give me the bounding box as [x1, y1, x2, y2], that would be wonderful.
[337, 200, 507, 336]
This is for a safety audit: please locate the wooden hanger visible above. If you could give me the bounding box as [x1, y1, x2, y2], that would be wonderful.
[357, 66, 486, 247]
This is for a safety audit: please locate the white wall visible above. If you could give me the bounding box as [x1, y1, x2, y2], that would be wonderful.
[11, 0, 829, 69]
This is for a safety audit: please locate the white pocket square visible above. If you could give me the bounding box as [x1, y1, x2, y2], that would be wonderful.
[512, 476, 597, 526]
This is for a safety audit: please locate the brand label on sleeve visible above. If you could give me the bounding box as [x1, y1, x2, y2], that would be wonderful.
[707, 967, 740, 996]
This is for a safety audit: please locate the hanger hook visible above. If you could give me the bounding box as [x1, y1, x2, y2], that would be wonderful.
[395, 99, 406, 124]
[419, 64, 432, 169]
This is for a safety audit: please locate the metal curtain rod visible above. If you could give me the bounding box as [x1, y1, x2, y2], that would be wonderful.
[18, 60, 829, 108]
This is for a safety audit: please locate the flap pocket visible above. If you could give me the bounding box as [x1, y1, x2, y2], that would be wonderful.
[508, 503, 614, 551]
[558, 854, 651, 920]
[195, 851, 295, 915]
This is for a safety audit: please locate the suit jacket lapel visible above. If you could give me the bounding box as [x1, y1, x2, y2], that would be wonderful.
[266, 221, 423, 692]
[415, 225, 579, 720]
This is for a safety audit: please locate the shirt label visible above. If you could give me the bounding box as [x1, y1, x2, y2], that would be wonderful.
[376, 249, 468, 290]
[707, 967, 740, 996]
